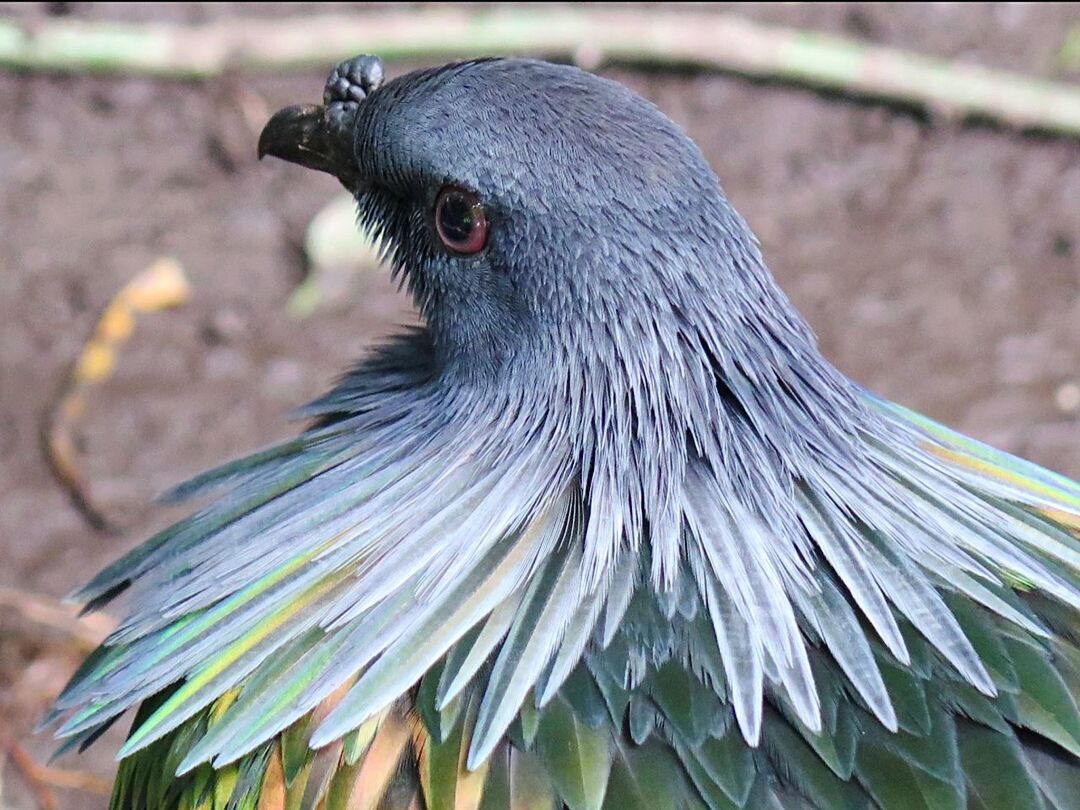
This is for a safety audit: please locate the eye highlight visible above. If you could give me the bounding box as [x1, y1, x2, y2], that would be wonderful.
[434, 187, 488, 255]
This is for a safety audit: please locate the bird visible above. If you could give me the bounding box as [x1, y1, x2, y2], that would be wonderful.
[48, 54, 1080, 810]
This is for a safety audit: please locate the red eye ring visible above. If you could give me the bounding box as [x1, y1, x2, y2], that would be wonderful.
[434, 187, 488, 255]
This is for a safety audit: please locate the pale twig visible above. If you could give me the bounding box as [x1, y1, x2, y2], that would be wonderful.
[1, 8, 1080, 137]
[1, 733, 111, 809]
[40, 258, 190, 533]
[0, 587, 115, 649]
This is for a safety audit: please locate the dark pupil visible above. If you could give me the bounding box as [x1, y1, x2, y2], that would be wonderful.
[441, 195, 475, 243]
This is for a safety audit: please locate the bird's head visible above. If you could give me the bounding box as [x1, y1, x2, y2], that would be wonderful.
[260, 56, 788, 385]
[260, 57, 870, 586]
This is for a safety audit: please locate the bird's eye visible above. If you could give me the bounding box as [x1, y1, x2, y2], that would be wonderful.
[434, 187, 488, 255]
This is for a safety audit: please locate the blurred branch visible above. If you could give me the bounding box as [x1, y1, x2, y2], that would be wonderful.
[0, 587, 115, 649]
[2, 8, 1080, 138]
[41, 257, 190, 533]
[1, 733, 111, 810]
[1, 734, 57, 810]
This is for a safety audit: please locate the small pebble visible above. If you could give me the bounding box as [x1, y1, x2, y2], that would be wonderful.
[1054, 382, 1080, 414]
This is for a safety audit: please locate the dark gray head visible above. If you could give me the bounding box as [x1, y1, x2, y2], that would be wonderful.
[262, 57, 792, 383]
[261, 56, 875, 587]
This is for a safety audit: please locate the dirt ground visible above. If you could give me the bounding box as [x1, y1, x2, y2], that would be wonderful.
[1, 3, 1079, 808]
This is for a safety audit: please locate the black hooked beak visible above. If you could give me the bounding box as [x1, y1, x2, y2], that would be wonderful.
[257, 104, 360, 189]
[258, 54, 386, 190]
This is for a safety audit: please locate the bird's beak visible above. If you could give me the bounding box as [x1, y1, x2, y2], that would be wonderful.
[258, 104, 360, 189]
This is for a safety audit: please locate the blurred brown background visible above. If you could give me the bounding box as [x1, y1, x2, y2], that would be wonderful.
[2, 3, 1079, 808]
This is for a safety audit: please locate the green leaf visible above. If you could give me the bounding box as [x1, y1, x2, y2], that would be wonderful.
[292, 192, 384, 318]
[1059, 24, 1080, 70]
